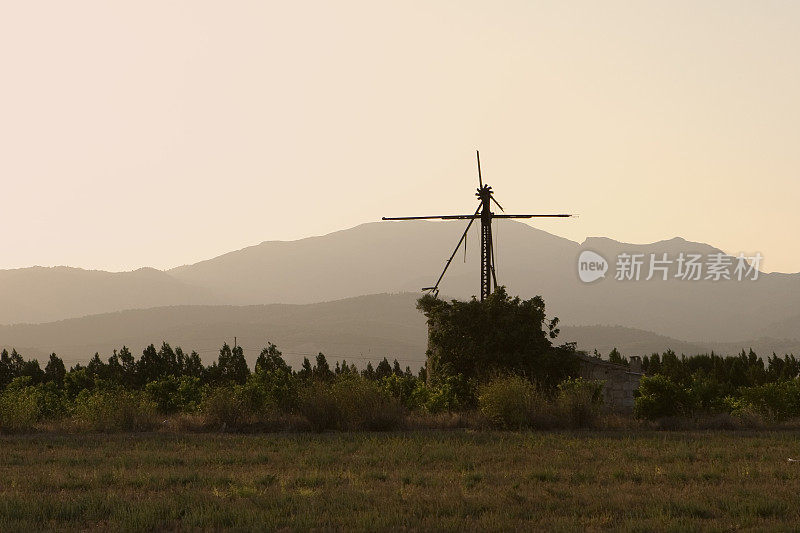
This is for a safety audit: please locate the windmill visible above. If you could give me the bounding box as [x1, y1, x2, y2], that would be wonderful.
[383, 151, 573, 301]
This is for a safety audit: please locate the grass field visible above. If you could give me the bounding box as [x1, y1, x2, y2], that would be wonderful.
[1, 430, 800, 531]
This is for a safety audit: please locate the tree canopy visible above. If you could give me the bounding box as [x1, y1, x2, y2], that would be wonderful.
[417, 287, 577, 388]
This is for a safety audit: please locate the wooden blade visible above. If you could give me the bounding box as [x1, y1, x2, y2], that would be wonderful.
[382, 214, 480, 220]
[490, 196, 504, 212]
[476, 150, 483, 188]
[426, 204, 482, 293]
[491, 214, 573, 218]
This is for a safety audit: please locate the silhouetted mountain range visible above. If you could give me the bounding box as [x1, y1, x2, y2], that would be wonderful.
[1, 294, 797, 369]
[0, 266, 217, 324]
[1, 221, 799, 359]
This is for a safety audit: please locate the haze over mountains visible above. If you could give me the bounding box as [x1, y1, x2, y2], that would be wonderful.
[1, 294, 797, 369]
[1, 221, 799, 364]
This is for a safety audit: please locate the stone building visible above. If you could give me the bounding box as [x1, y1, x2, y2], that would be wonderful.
[576, 353, 643, 412]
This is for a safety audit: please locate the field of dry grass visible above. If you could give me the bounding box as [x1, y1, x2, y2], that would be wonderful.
[1, 430, 799, 530]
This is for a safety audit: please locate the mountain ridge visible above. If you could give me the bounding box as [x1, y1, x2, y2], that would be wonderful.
[1, 221, 798, 345]
[1, 294, 797, 369]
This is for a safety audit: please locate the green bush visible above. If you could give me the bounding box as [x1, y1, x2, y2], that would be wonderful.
[424, 374, 476, 413]
[146, 376, 203, 413]
[634, 374, 694, 420]
[0, 378, 42, 432]
[738, 380, 800, 422]
[688, 373, 728, 414]
[73, 389, 157, 431]
[0, 378, 70, 432]
[247, 369, 299, 411]
[298, 376, 404, 431]
[34, 381, 70, 420]
[478, 375, 540, 429]
[556, 377, 604, 428]
[380, 374, 422, 410]
[297, 381, 339, 431]
[200, 385, 256, 429]
[331, 376, 404, 430]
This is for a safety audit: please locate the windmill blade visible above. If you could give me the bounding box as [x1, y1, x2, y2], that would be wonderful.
[476, 150, 483, 188]
[426, 204, 481, 293]
[493, 213, 573, 218]
[490, 196, 504, 212]
[382, 214, 480, 221]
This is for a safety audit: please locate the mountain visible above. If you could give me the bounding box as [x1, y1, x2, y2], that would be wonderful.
[1, 294, 798, 369]
[168, 221, 800, 342]
[0, 266, 216, 324]
[1, 221, 799, 344]
[0, 293, 427, 369]
[166, 220, 578, 304]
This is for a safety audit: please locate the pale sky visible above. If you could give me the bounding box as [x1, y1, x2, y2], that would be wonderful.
[2, 1, 799, 273]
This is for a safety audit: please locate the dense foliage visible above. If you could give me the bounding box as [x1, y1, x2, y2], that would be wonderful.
[417, 287, 578, 389]
[0, 341, 487, 432]
[633, 349, 800, 421]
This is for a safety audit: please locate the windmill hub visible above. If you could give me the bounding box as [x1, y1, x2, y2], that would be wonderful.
[383, 151, 573, 301]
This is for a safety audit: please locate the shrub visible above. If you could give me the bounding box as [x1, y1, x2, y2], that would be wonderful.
[0, 378, 42, 432]
[688, 373, 728, 414]
[247, 369, 299, 411]
[478, 375, 539, 429]
[424, 374, 477, 413]
[199, 385, 256, 429]
[634, 374, 694, 420]
[298, 377, 404, 431]
[380, 374, 422, 410]
[73, 389, 157, 431]
[297, 381, 339, 432]
[146, 376, 203, 413]
[0, 378, 70, 432]
[331, 376, 404, 430]
[417, 289, 569, 386]
[34, 381, 70, 420]
[556, 377, 604, 428]
[738, 380, 800, 422]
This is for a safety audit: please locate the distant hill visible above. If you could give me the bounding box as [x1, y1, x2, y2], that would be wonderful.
[0, 294, 427, 369]
[1, 221, 799, 343]
[0, 266, 215, 324]
[1, 294, 798, 369]
[166, 220, 577, 305]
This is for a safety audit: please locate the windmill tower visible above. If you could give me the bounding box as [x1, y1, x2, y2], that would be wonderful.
[383, 151, 573, 301]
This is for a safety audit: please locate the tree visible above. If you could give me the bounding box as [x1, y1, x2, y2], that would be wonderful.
[255, 343, 290, 375]
[137, 344, 162, 384]
[298, 357, 313, 381]
[118, 346, 137, 387]
[4, 350, 46, 385]
[44, 353, 67, 385]
[86, 352, 108, 380]
[0, 349, 11, 388]
[183, 350, 204, 379]
[417, 287, 577, 388]
[313, 352, 333, 382]
[8, 349, 25, 376]
[106, 350, 124, 385]
[337, 360, 357, 375]
[607, 348, 628, 366]
[362, 361, 376, 380]
[376, 358, 392, 379]
[207, 343, 250, 385]
[634, 374, 694, 420]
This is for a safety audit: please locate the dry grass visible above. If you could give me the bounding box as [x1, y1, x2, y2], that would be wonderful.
[1, 430, 800, 530]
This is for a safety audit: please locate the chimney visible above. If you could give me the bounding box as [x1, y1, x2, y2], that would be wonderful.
[629, 355, 642, 373]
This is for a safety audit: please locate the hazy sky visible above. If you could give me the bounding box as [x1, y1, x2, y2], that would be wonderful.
[2, 1, 799, 273]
